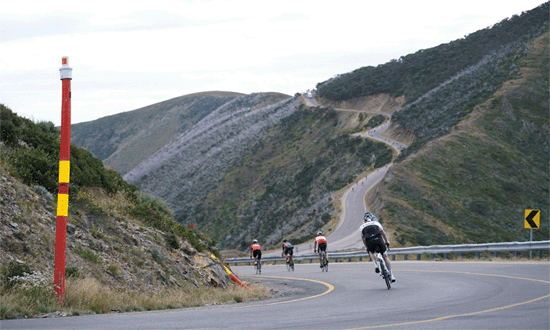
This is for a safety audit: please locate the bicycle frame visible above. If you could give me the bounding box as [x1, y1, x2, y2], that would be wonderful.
[376, 253, 391, 289]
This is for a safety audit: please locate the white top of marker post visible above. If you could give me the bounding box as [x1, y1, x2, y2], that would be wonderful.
[60, 56, 72, 80]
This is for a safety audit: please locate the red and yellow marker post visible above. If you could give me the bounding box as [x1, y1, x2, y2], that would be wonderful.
[211, 254, 250, 290]
[54, 56, 72, 304]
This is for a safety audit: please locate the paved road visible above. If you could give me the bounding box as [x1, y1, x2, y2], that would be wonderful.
[285, 96, 407, 254]
[5, 262, 548, 329]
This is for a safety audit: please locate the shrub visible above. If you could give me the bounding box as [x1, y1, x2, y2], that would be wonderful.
[65, 267, 80, 278]
[74, 247, 102, 264]
[166, 234, 180, 250]
[3, 261, 31, 288]
[151, 248, 164, 265]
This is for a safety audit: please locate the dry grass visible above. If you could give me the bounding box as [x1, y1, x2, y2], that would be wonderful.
[0, 277, 271, 319]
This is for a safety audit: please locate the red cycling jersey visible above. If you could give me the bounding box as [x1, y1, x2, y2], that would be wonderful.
[251, 243, 261, 251]
[315, 235, 327, 244]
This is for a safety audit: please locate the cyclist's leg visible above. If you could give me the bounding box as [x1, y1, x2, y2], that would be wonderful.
[382, 253, 392, 272]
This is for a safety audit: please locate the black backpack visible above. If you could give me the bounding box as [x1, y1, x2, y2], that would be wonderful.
[362, 224, 381, 239]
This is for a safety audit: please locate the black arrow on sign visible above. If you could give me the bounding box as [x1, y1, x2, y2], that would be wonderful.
[526, 210, 539, 229]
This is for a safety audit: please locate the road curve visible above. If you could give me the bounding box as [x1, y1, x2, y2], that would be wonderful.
[5, 261, 548, 329]
[294, 96, 408, 253]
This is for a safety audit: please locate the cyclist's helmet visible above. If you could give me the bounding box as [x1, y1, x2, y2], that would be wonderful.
[283, 239, 287, 243]
[317, 231, 322, 236]
[252, 239, 258, 243]
[364, 212, 375, 222]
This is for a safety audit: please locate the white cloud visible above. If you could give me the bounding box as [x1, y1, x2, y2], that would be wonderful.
[0, 0, 545, 125]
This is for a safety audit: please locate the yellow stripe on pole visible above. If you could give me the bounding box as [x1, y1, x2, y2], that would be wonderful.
[59, 161, 70, 183]
[57, 194, 69, 216]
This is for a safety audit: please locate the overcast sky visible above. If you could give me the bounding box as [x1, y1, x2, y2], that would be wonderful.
[1, 0, 545, 125]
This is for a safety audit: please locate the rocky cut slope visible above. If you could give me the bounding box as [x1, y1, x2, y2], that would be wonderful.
[0, 157, 231, 294]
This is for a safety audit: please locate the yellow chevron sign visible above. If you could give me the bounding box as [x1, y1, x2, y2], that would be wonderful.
[524, 209, 540, 229]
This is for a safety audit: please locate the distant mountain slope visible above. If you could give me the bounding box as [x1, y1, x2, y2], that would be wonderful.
[124, 93, 300, 223]
[316, 3, 549, 158]
[186, 106, 393, 249]
[71, 91, 245, 175]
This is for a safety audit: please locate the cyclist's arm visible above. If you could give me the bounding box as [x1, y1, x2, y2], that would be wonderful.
[381, 230, 390, 245]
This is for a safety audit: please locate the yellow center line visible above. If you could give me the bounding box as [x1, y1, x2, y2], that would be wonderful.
[240, 275, 334, 307]
[345, 269, 550, 329]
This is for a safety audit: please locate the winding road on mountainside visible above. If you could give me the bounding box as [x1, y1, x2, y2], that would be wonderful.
[264, 95, 408, 256]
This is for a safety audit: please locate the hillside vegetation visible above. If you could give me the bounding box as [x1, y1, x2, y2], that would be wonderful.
[71, 91, 245, 175]
[317, 3, 549, 157]
[368, 29, 549, 245]
[0, 107, 268, 318]
[194, 105, 393, 249]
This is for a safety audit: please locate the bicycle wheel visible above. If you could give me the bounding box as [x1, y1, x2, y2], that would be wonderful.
[380, 260, 391, 290]
[291, 259, 294, 271]
[286, 260, 290, 271]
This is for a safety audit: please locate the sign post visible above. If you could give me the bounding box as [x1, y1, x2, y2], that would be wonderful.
[54, 56, 72, 304]
[524, 209, 540, 259]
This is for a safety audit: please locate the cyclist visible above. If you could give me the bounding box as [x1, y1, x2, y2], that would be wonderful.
[250, 239, 262, 272]
[313, 231, 328, 268]
[360, 212, 395, 282]
[281, 239, 294, 265]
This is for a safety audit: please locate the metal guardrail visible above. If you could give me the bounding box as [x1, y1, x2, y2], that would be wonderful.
[226, 241, 550, 265]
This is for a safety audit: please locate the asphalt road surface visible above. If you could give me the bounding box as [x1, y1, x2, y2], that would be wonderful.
[4, 261, 548, 329]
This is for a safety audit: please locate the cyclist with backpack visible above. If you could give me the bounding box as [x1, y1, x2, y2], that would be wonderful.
[281, 239, 294, 264]
[313, 231, 328, 268]
[360, 212, 396, 282]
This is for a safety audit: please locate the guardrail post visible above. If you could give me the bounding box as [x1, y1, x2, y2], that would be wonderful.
[514, 251, 518, 258]
[430, 253, 434, 260]
[335, 258, 338, 263]
[475, 252, 480, 259]
[443, 253, 448, 260]
[348, 257, 352, 262]
[359, 256, 362, 261]
[417, 254, 421, 260]
[493, 251, 498, 258]
[392, 255, 395, 261]
[538, 250, 542, 259]
[458, 252, 462, 259]
[404, 254, 408, 260]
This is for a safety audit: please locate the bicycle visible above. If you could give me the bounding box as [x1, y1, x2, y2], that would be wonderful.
[320, 250, 328, 272]
[254, 259, 261, 275]
[375, 251, 391, 290]
[285, 255, 294, 271]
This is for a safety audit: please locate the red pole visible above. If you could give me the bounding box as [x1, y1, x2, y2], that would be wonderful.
[54, 56, 72, 304]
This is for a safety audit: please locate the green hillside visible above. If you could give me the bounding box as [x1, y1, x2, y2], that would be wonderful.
[187, 105, 393, 249]
[367, 30, 549, 246]
[317, 3, 549, 158]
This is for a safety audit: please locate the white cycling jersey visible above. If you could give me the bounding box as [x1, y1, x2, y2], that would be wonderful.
[359, 221, 384, 238]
